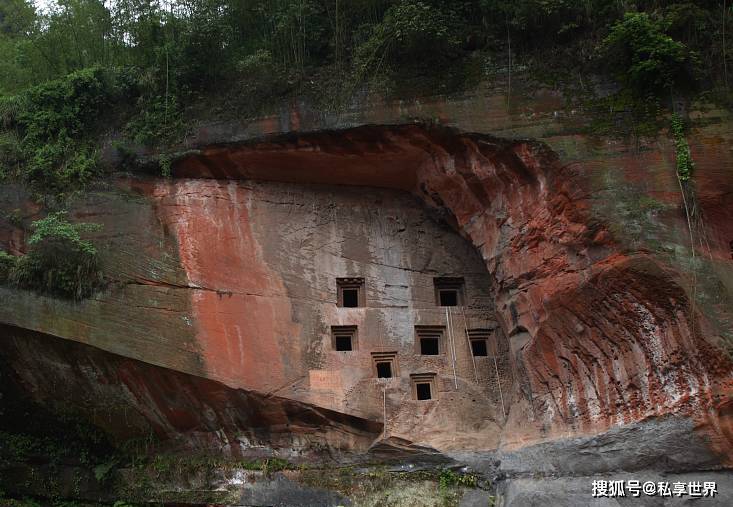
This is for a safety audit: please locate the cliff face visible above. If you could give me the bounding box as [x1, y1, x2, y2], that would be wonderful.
[170, 125, 733, 459]
[2, 325, 383, 455]
[2, 86, 733, 498]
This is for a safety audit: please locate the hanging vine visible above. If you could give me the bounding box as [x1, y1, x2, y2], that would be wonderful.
[671, 114, 695, 181]
[670, 113, 699, 335]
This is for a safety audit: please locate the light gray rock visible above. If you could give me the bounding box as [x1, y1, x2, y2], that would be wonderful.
[497, 471, 733, 507]
[235, 472, 349, 507]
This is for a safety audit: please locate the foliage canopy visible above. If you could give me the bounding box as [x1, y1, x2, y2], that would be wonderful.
[601, 12, 700, 98]
[3, 212, 103, 299]
[0, 0, 728, 193]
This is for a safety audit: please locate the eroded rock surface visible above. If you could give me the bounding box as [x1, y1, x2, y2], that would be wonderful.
[1, 124, 732, 499]
[171, 125, 733, 459]
[1, 324, 382, 456]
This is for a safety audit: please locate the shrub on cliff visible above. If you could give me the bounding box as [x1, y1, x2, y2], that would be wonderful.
[600, 12, 700, 98]
[354, 1, 461, 77]
[0, 67, 133, 194]
[0, 250, 16, 283]
[671, 113, 694, 181]
[123, 94, 185, 147]
[9, 212, 103, 299]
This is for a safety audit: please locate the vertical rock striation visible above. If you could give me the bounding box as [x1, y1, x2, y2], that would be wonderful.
[0, 124, 730, 467]
[174, 124, 733, 461]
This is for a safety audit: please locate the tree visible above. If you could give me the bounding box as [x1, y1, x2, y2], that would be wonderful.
[9, 211, 103, 299]
[601, 12, 700, 98]
[354, 0, 461, 77]
[0, 0, 36, 36]
[0, 0, 38, 93]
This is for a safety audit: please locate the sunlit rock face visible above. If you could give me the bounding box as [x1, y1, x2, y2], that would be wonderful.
[151, 179, 505, 452]
[1, 124, 731, 467]
[173, 125, 732, 460]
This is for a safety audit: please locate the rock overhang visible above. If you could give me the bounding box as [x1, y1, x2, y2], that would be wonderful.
[165, 123, 733, 464]
[1, 122, 731, 469]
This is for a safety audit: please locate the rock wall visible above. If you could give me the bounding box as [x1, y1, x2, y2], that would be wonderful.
[1, 173, 511, 454]
[2, 80, 733, 479]
[1, 324, 382, 457]
[150, 178, 506, 450]
[171, 125, 733, 461]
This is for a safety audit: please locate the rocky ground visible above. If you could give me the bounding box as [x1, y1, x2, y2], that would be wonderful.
[1, 80, 732, 505]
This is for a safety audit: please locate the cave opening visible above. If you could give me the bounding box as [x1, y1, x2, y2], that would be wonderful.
[468, 329, 491, 357]
[338, 278, 365, 308]
[415, 327, 445, 355]
[342, 288, 359, 307]
[332, 326, 357, 351]
[439, 290, 458, 306]
[471, 339, 488, 357]
[420, 337, 440, 355]
[372, 352, 398, 379]
[376, 361, 392, 378]
[335, 335, 353, 351]
[416, 382, 432, 400]
[434, 277, 465, 307]
[410, 373, 437, 400]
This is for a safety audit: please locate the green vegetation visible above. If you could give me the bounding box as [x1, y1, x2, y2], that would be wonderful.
[586, 90, 665, 145]
[0, 67, 129, 194]
[0, 497, 41, 507]
[589, 10, 706, 146]
[671, 113, 695, 180]
[0, 494, 141, 507]
[600, 12, 700, 99]
[0, 2, 722, 503]
[0, 1, 728, 195]
[437, 468, 481, 504]
[0, 250, 17, 283]
[0, 364, 120, 503]
[131, 452, 294, 483]
[297, 465, 484, 507]
[1, 212, 103, 299]
[438, 468, 478, 491]
[1, 427, 488, 507]
[354, 1, 461, 78]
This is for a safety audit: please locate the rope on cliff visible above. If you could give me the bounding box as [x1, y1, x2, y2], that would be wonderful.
[451, 308, 459, 389]
[461, 306, 479, 384]
[687, 192, 714, 262]
[675, 151, 698, 338]
[671, 113, 698, 337]
[492, 337, 506, 419]
[382, 383, 387, 439]
[446, 306, 458, 390]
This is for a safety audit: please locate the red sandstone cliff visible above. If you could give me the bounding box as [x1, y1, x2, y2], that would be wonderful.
[1, 122, 731, 470]
[170, 125, 732, 461]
